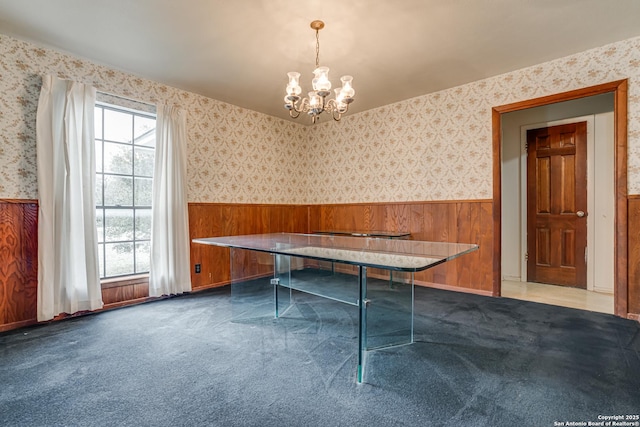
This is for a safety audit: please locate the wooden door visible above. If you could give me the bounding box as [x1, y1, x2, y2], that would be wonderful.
[527, 122, 587, 288]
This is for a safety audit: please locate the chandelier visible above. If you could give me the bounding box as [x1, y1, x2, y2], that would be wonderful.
[284, 20, 355, 124]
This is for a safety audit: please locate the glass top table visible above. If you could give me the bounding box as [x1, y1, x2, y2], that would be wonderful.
[312, 230, 411, 239]
[193, 233, 478, 383]
[193, 233, 477, 271]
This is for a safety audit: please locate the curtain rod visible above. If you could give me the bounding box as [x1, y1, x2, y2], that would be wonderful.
[96, 91, 156, 114]
[96, 90, 155, 107]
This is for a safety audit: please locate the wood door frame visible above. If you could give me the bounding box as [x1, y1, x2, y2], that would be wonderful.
[492, 79, 628, 317]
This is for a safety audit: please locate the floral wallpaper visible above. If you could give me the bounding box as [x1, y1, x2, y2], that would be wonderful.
[0, 34, 307, 203]
[186, 102, 308, 203]
[305, 36, 640, 203]
[1, 33, 640, 205]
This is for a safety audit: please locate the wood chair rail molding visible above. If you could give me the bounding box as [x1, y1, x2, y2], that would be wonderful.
[0, 199, 38, 204]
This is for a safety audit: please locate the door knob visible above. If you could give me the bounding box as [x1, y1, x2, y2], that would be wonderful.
[576, 211, 585, 217]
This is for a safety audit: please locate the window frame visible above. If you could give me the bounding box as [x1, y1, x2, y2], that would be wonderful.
[95, 102, 156, 282]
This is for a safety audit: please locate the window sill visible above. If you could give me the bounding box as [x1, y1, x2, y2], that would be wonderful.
[101, 274, 149, 289]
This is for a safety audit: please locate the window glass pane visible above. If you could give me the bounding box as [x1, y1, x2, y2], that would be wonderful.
[134, 116, 156, 147]
[96, 104, 155, 279]
[98, 243, 104, 277]
[104, 175, 133, 206]
[96, 208, 104, 243]
[105, 209, 134, 242]
[135, 209, 152, 240]
[95, 140, 103, 173]
[135, 177, 153, 206]
[135, 241, 150, 273]
[95, 175, 103, 207]
[104, 109, 133, 143]
[134, 147, 155, 177]
[105, 242, 134, 277]
[104, 142, 132, 175]
[94, 107, 103, 139]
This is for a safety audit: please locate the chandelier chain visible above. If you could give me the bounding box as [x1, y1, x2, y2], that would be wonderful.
[315, 29, 320, 68]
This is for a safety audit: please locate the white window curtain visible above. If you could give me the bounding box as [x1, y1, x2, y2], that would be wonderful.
[36, 75, 103, 322]
[149, 104, 191, 296]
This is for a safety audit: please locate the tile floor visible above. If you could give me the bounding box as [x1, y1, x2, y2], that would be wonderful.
[501, 280, 614, 314]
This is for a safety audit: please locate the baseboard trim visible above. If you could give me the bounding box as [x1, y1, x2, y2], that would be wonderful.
[102, 296, 163, 310]
[415, 280, 494, 297]
[0, 319, 37, 333]
[0, 278, 496, 333]
[191, 281, 231, 292]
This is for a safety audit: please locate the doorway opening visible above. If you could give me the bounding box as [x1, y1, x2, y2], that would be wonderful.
[492, 80, 628, 317]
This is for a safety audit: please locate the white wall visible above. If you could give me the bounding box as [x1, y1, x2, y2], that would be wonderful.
[592, 111, 615, 292]
[500, 93, 614, 289]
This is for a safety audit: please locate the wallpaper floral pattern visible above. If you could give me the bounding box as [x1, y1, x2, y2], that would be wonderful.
[1, 33, 640, 204]
[306, 36, 640, 203]
[0, 34, 307, 203]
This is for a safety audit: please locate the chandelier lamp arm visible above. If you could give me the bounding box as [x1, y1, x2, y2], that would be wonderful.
[287, 106, 301, 119]
[326, 98, 351, 121]
[285, 95, 309, 118]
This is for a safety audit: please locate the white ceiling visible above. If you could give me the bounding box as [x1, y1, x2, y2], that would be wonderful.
[1, 0, 639, 124]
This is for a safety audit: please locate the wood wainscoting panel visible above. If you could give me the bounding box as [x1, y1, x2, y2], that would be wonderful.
[0, 200, 38, 331]
[310, 200, 494, 294]
[628, 197, 640, 316]
[102, 283, 150, 308]
[412, 201, 493, 294]
[2, 197, 634, 334]
[384, 204, 412, 233]
[188, 203, 310, 291]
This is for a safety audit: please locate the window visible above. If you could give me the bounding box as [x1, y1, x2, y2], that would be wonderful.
[95, 103, 156, 279]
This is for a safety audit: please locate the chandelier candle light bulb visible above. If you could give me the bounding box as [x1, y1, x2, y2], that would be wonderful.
[286, 72, 302, 97]
[284, 20, 355, 123]
[312, 66, 331, 93]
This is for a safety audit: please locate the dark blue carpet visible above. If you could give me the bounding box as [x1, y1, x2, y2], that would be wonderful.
[1, 283, 638, 426]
